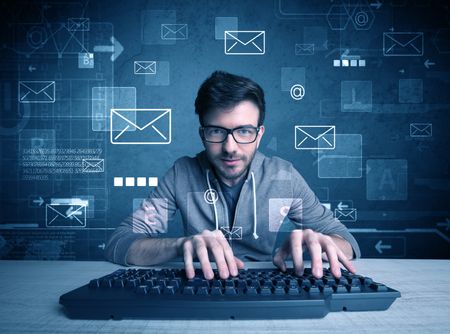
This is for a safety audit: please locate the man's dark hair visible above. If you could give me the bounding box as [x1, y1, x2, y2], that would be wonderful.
[195, 71, 266, 126]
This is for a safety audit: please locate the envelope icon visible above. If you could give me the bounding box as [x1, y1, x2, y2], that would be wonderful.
[19, 81, 55, 103]
[161, 24, 188, 40]
[295, 125, 335, 150]
[410, 123, 432, 137]
[134, 61, 156, 74]
[46, 198, 88, 227]
[295, 43, 314, 55]
[224, 31, 265, 55]
[383, 32, 423, 56]
[334, 208, 357, 222]
[67, 18, 90, 31]
[220, 226, 243, 240]
[110, 108, 171, 144]
[82, 158, 104, 172]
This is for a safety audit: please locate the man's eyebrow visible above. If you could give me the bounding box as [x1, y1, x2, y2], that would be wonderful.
[204, 124, 257, 128]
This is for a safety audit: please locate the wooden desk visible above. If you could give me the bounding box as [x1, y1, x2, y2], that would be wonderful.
[0, 259, 448, 333]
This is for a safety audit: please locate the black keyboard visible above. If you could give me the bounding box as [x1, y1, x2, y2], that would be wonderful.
[59, 267, 400, 319]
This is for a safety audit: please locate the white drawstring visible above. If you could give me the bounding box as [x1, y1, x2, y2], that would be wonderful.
[251, 172, 259, 239]
[206, 169, 219, 231]
[205, 169, 258, 239]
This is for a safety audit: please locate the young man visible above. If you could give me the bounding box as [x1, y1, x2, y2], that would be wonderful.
[105, 71, 361, 280]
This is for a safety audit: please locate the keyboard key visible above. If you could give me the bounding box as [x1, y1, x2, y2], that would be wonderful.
[322, 285, 333, 295]
[182, 286, 195, 295]
[370, 283, 388, 292]
[349, 284, 362, 293]
[89, 279, 100, 289]
[126, 279, 139, 288]
[163, 286, 176, 295]
[225, 279, 234, 287]
[224, 287, 237, 296]
[309, 285, 321, 295]
[274, 286, 286, 295]
[136, 285, 148, 294]
[114, 279, 126, 288]
[334, 284, 348, 293]
[150, 286, 161, 295]
[100, 279, 113, 288]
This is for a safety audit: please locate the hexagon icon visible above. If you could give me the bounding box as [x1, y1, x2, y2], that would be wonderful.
[327, 4, 350, 31]
[351, 2, 375, 30]
[433, 29, 450, 54]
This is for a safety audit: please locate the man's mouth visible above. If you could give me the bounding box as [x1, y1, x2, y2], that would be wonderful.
[221, 158, 241, 167]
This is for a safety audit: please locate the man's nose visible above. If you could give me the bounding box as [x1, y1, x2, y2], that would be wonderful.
[222, 133, 238, 152]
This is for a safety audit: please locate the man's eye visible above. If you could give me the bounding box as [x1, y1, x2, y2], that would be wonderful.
[237, 128, 253, 135]
[208, 128, 223, 135]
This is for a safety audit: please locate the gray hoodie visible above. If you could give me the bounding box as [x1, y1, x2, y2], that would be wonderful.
[105, 151, 361, 265]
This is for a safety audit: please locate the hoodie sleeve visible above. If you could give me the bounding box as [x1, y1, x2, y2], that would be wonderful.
[287, 165, 361, 259]
[104, 164, 178, 265]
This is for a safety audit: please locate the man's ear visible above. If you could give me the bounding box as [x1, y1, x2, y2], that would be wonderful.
[198, 127, 206, 144]
[256, 125, 265, 148]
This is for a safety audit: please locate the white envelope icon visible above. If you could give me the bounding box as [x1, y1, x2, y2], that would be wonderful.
[67, 18, 90, 31]
[295, 125, 335, 150]
[19, 81, 56, 103]
[110, 108, 171, 144]
[46, 198, 88, 227]
[134, 61, 156, 74]
[220, 226, 243, 240]
[295, 43, 314, 55]
[161, 24, 188, 40]
[410, 123, 432, 137]
[224, 31, 265, 55]
[82, 158, 104, 172]
[334, 208, 357, 222]
[383, 32, 424, 56]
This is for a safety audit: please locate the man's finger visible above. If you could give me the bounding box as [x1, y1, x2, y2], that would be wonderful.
[234, 257, 245, 269]
[305, 231, 323, 278]
[290, 230, 305, 276]
[193, 237, 214, 280]
[206, 238, 229, 279]
[336, 248, 356, 274]
[183, 240, 195, 279]
[216, 234, 238, 277]
[323, 242, 341, 278]
[273, 241, 289, 272]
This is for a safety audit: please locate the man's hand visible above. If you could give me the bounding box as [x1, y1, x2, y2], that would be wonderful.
[178, 229, 245, 280]
[273, 229, 356, 279]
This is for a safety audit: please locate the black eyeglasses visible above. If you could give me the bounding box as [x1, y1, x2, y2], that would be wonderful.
[200, 126, 260, 144]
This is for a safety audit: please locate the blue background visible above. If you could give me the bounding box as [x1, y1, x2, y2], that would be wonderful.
[0, 0, 449, 260]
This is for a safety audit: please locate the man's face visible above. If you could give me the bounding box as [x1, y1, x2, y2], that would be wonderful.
[200, 100, 265, 186]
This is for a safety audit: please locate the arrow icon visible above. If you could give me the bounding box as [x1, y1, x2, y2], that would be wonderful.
[93, 36, 124, 62]
[417, 141, 428, 152]
[337, 202, 348, 210]
[370, 0, 382, 10]
[340, 49, 350, 59]
[28, 65, 36, 72]
[375, 240, 392, 254]
[399, 68, 405, 74]
[98, 243, 106, 250]
[32, 196, 44, 206]
[424, 59, 435, 69]
[436, 219, 450, 231]
[65, 206, 82, 219]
